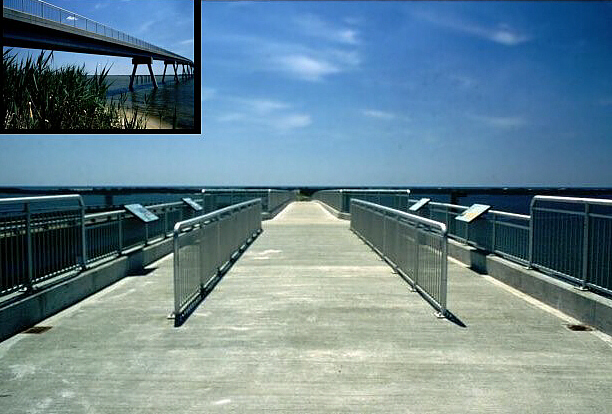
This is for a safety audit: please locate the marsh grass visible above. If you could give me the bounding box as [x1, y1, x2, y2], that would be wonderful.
[2, 50, 146, 130]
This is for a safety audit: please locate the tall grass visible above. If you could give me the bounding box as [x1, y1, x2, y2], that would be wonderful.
[2, 49, 146, 130]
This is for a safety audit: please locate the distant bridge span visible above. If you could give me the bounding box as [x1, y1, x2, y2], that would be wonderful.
[3, 0, 195, 89]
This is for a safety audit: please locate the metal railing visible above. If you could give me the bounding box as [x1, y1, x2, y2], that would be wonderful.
[312, 189, 411, 213]
[201, 189, 295, 215]
[172, 199, 262, 326]
[529, 196, 612, 295]
[0, 195, 85, 295]
[4, 0, 190, 63]
[1, 195, 204, 299]
[414, 201, 530, 265]
[350, 199, 448, 317]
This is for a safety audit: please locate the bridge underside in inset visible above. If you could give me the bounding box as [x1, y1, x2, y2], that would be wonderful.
[1, 201, 611, 412]
[3, 6, 194, 90]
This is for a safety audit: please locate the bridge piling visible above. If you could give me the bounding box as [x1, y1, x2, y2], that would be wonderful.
[129, 56, 157, 90]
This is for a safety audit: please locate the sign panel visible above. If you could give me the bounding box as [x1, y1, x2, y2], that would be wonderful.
[409, 198, 431, 212]
[456, 204, 491, 223]
[124, 204, 159, 223]
[182, 197, 203, 211]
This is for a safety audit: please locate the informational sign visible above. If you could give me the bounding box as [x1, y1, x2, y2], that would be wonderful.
[182, 197, 203, 211]
[456, 204, 491, 223]
[409, 198, 431, 212]
[124, 204, 159, 223]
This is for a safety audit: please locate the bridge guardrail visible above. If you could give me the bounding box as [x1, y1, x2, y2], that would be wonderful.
[4, 0, 190, 63]
[172, 199, 262, 326]
[317, 190, 610, 298]
[529, 196, 612, 295]
[0, 194, 203, 299]
[350, 199, 449, 317]
[313, 189, 411, 213]
[0, 195, 85, 295]
[201, 189, 295, 215]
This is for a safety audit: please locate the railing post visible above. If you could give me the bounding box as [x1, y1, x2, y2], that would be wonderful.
[145, 223, 149, 246]
[25, 202, 34, 292]
[491, 214, 497, 253]
[164, 208, 169, 237]
[118, 213, 123, 255]
[438, 235, 448, 318]
[580, 202, 590, 290]
[528, 201, 534, 269]
[80, 200, 87, 269]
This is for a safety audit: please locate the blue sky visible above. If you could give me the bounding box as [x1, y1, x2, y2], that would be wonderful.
[1, 1, 611, 187]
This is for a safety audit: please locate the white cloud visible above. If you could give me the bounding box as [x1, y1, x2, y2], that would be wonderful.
[362, 110, 396, 120]
[234, 98, 290, 114]
[414, 11, 529, 46]
[294, 14, 360, 45]
[202, 87, 216, 102]
[273, 114, 312, 130]
[217, 96, 311, 132]
[469, 114, 527, 128]
[179, 39, 194, 45]
[598, 97, 612, 106]
[66, 16, 77, 21]
[277, 55, 340, 82]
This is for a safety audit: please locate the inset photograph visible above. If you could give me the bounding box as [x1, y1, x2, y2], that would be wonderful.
[2, 0, 199, 132]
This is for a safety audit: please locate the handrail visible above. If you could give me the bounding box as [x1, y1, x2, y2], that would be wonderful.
[173, 199, 260, 235]
[353, 199, 447, 235]
[531, 195, 612, 208]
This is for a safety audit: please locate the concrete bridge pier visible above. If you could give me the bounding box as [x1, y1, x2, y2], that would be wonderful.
[129, 56, 158, 91]
[162, 60, 179, 83]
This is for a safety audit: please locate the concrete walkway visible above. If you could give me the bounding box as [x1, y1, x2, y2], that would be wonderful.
[1, 201, 611, 413]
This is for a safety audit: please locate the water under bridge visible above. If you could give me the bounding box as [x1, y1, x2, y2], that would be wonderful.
[1, 198, 611, 413]
[3, 0, 195, 89]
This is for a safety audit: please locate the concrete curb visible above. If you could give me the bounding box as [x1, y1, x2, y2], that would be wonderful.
[0, 237, 173, 342]
[447, 238, 612, 335]
[313, 200, 350, 220]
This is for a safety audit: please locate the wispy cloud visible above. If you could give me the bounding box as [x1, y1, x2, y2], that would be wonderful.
[598, 97, 612, 106]
[207, 24, 361, 82]
[178, 39, 194, 46]
[362, 109, 396, 120]
[469, 114, 527, 128]
[137, 20, 156, 35]
[414, 11, 530, 46]
[294, 14, 360, 45]
[66, 16, 77, 21]
[216, 96, 311, 132]
[202, 87, 216, 102]
[276, 55, 340, 82]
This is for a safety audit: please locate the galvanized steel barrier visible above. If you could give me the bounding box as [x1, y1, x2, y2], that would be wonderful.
[529, 196, 612, 295]
[414, 201, 530, 265]
[4, 0, 189, 63]
[1, 195, 203, 299]
[350, 199, 449, 317]
[0, 195, 85, 295]
[313, 189, 411, 213]
[201, 189, 295, 215]
[172, 199, 262, 326]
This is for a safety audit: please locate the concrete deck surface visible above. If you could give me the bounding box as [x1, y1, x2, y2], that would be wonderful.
[1, 201, 611, 413]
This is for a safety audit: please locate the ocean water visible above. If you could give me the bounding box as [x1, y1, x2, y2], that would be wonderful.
[98, 74, 195, 129]
[2, 188, 612, 215]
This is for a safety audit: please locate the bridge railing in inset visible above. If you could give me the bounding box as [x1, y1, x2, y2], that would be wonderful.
[172, 199, 262, 326]
[350, 199, 449, 317]
[4, 0, 188, 62]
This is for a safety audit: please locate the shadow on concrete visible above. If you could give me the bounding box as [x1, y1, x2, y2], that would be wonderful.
[128, 267, 157, 277]
[174, 230, 263, 327]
